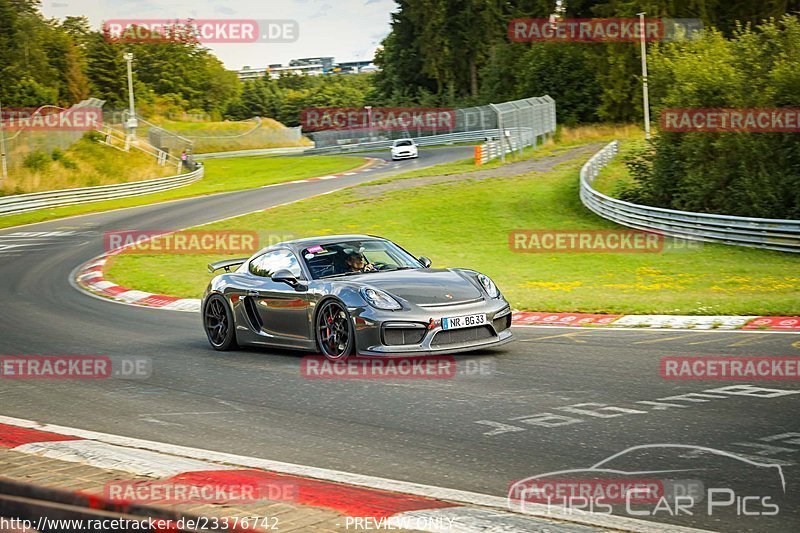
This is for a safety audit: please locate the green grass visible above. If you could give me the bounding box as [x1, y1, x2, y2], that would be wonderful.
[106, 138, 800, 315]
[363, 127, 626, 187]
[154, 120, 256, 133]
[590, 143, 637, 196]
[591, 158, 635, 196]
[1, 137, 174, 196]
[153, 117, 286, 133]
[144, 118, 312, 153]
[0, 155, 366, 229]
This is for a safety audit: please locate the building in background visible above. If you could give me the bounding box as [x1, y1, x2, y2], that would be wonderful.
[235, 57, 379, 81]
[333, 60, 373, 74]
[237, 66, 269, 81]
[268, 64, 325, 78]
[289, 57, 335, 72]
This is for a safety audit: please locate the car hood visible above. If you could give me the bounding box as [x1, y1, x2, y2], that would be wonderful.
[354, 268, 483, 305]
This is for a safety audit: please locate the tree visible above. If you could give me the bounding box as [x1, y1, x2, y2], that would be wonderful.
[621, 17, 800, 219]
[86, 33, 126, 108]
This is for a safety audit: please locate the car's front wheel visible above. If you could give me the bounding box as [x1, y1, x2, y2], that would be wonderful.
[203, 294, 238, 351]
[316, 300, 354, 361]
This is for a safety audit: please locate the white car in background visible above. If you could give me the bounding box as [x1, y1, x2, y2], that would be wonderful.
[390, 138, 419, 160]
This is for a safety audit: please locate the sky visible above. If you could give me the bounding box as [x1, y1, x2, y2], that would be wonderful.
[41, 0, 397, 70]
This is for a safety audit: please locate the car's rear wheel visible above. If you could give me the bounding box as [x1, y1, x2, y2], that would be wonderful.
[316, 300, 353, 361]
[204, 294, 238, 351]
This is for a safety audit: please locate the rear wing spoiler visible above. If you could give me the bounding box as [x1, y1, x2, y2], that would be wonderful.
[207, 257, 249, 273]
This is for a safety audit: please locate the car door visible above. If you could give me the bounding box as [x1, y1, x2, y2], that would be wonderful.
[246, 249, 312, 345]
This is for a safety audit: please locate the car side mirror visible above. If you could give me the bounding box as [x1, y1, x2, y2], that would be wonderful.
[272, 269, 300, 287]
[418, 256, 432, 268]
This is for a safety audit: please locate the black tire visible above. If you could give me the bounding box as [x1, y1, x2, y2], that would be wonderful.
[203, 294, 238, 351]
[315, 299, 354, 361]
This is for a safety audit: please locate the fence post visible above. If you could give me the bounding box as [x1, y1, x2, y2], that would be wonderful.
[489, 104, 505, 163]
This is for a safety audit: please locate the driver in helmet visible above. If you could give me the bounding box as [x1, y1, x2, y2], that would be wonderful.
[344, 250, 375, 273]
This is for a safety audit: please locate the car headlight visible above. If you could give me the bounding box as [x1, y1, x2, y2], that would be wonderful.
[477, 274, 499, 298]
[361, 287, 402, 310]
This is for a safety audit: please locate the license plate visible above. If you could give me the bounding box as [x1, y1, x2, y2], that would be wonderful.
[442, 313, 487, 330]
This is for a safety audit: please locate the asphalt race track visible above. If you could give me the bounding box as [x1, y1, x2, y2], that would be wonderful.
[1, 147, 798, 532]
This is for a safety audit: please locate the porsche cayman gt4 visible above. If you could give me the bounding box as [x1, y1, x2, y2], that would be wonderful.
[202, 235, 513, 360]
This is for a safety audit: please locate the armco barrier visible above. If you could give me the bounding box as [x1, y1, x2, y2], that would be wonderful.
[475, 140, 501, 165]
[196, 146, 308, 159]
[0, 166, 203, 217]
[474, 127, 543, 165]
[305, 129, 502, 154]
[580, 141, 800, 253]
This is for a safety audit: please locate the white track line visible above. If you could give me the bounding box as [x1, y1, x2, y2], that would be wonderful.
[15, 440, 231, 477]
[511, 324, 800, 335]
[0, 415, 711, 533]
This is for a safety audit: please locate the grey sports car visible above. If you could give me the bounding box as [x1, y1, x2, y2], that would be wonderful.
[202, 235, 513, 360]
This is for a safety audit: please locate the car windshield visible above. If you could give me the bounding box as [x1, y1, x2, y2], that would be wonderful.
[302, 240, 422, 279]
[394, 140, 413, 147]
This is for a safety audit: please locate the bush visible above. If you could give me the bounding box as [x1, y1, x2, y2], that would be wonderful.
[617, 140, 657, 205]
[59, 157, 78, 170]
[50, 148, 78, 169]
[83, 130, 103, 143]
[23, 151, 51, 172]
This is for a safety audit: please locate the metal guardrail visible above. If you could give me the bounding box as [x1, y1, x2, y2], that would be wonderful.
[196, 146, 309, 160]
[305, 129, 502, 154]
[0, 166, 204, 216]
[307, 96, 556, 157]
[475, 127, 546, 165]
[475, 140, 501, 164]
[580, 141, 800, 253]
[94, 120, 183, 170]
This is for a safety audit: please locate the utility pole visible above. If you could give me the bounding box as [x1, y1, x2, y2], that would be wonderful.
[123, 53, 138, 143]
[0, 97, 8, 185]
[638, 12, 652, 141]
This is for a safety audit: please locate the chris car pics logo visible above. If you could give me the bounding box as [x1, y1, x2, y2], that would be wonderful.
[509, 444, 785, 518]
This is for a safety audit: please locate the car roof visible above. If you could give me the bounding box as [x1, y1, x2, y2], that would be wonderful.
[258, 235, 386, 255]
[393, 138, 414, 143]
